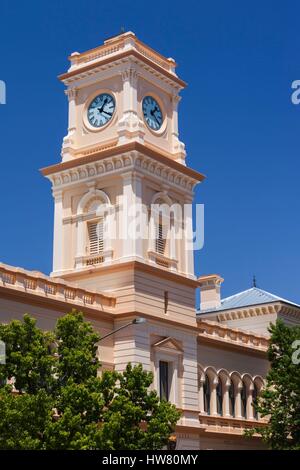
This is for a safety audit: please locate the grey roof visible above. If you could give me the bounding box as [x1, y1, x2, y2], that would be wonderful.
[197, 287, 300, 314]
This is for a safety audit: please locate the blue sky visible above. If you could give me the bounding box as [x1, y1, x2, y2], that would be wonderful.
[0, 0, 300, 304]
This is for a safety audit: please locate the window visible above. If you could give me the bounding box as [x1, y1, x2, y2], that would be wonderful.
[75, 190, 113, 269]
[216, 378, 223, 415]
[159, 361, 170, 401]
[229, 380, 235, 417]
[156, 217, 166, 255]
[241, 382, 247, 418]
[88, 219, 104, 255]
[164, 291, 169, 314]
[203, 374, 211, 415]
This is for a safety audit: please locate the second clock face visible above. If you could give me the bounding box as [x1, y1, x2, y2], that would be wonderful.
[142, 96, 163, 131]
[87, 93, 115, 128]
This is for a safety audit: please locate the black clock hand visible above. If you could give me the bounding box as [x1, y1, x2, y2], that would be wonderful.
[102, 110, 112, 117]
[150, 108, 160, 125]
[97, 97, 108, 113]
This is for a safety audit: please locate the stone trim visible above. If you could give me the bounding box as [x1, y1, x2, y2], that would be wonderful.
[199, 414, 267, 436]
[68, 32, 176, 73]
[41, 143, 204, 189]
[216, 302, 300, 322]
[0, 262, 115, 311]
[59, 32, 185, 89]
[43, 152, 199, 194]
[197, 319, 269, 352]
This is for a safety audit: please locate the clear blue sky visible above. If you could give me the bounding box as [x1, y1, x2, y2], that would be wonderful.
[0, 0, 300, 304]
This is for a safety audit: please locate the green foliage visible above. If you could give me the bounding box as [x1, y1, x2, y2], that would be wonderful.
[246, 320, 300, 449]
[55, 311, 100, 386]
[96, 364, 180, 450]
[0, 387, 52, 449]
[0, 311, 180, 449]
[0, 314, 55, 393]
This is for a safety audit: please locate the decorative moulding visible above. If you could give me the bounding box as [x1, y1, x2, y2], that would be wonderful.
[0, 262, 115, 311]
[43, 150, 200, 194]
[197, 319, 269, 352]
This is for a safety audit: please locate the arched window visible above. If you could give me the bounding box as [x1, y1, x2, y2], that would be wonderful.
[216, 377, 223, 415]
[229, 380, 235, 417]
[149, 194, 178, 270]
[76, 190, 113, 268]
[203, 374, 211, 415]
[84, 198, 106, 261]
[252, 383, 259, 420]
[241, 382, 247, 418]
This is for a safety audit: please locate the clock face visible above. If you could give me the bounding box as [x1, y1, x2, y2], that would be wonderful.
[142, 96, 163, 131]
[87, 93, 115, 128]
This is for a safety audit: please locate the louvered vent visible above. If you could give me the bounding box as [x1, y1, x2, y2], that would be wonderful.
[88, 219, 104, 255]
[155, 223, 166, 255]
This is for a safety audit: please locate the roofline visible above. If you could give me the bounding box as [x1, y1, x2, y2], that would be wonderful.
[197, 299, 300, 316]
[68, 32, 178, 68]
[40, 141, 206, 182]
[58, 49, 186, 88]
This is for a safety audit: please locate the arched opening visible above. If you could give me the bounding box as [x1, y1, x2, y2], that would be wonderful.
[75, 189, 113, 268]
[252, 382, 259, 419]
[241, 381, 247, 418]
[149, 193, 178, 271]
[216, 377, 223, 415]
[203, 374, 211, 415]
[229, 380, 235, 417]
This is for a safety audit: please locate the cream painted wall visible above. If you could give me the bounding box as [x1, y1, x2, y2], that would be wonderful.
[0, 296, 114, 367]
[75, 75, 122, 150]
[222, 313, 277, 334]
[198, 343, 269, 378]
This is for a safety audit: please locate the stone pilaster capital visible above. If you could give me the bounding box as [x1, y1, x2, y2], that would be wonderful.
[64, 87, 78, 101]
[121, 68, 139, 84]
[52, 189, 63, 201]
[172, 93, 181, 105]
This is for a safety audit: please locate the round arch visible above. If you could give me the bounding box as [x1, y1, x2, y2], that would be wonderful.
[77, 189, 111, 215]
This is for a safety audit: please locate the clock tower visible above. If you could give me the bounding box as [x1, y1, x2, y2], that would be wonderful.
[41, 31, 205, 327]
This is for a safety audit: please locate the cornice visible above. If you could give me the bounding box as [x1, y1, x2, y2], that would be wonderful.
[56, 259, 201, 289]
[69, 33, 177, 71]
[215, 301, 300, 323]
[40, 142, 205, 192]
[59, 49, 186, 90]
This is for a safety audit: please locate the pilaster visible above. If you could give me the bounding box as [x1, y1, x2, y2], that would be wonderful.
[118, 68, 145, 144]
[120, 170, 145, 261]
[52, 189, 64, 275]
[61, 87, 78, 161]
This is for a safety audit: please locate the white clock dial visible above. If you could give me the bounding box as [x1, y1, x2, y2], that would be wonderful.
[87, 93, 115, 128]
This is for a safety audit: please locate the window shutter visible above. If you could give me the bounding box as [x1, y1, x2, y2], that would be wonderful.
[88, 219, 104, 255]
[155, 223, 166, 255]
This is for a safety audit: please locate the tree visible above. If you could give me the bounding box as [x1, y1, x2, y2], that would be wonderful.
[0, 311, 180, 450]
[247, 320, 300, 449]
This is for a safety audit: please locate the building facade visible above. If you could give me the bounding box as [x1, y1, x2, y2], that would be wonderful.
[1, 32, 299, 450]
